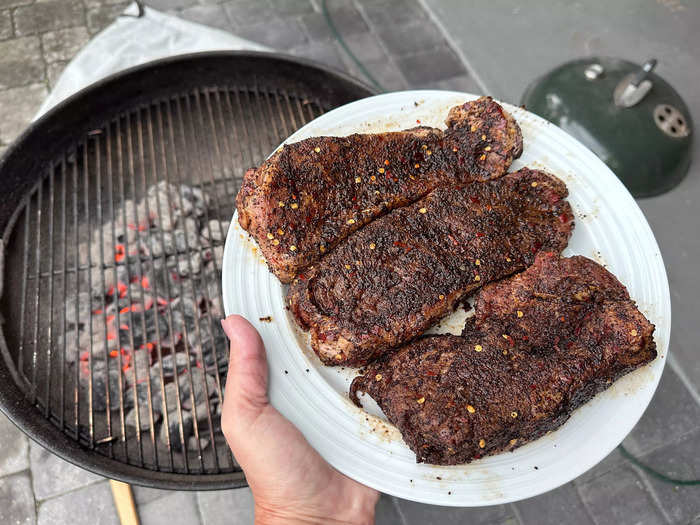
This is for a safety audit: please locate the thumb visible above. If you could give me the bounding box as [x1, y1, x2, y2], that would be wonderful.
[221, 315, 269, 425]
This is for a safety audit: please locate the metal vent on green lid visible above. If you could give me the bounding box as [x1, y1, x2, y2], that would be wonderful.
[521, 57, 692, 198]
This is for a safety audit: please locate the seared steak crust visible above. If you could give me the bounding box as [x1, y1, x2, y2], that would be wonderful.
[236, 96, 522, 283]
[288, 169, 573, 366]
[350, 254, 657, 465]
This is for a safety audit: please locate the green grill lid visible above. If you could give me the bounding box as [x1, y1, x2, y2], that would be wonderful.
[521, 57, 692, 198]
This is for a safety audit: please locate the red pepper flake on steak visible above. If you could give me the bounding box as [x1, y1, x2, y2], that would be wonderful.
[236, 96, 523, 283]
[288, 168, 573, 367]
[350, 254, 656, 465]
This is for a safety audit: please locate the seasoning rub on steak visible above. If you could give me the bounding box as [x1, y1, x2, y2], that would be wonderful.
[288, 168, 573, 367]
[236, 96, 522, 283]
[350, 253, 657, 465]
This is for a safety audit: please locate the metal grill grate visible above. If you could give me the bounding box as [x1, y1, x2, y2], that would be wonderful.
[1, 86, 325, 476]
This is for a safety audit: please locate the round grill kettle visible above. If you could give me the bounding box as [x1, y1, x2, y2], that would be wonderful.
[521, 57, 692, 198]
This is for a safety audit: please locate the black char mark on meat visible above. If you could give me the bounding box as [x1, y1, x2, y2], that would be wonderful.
[350, 253, 657, 465]
[236, 96, 523, 283]
[288, 168, 573, 367]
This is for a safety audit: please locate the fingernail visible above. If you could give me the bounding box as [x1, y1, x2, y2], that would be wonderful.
[221, 316, 236, 341]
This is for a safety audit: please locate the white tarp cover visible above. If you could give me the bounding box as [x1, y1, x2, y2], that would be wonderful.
[37, 2, 269, 117]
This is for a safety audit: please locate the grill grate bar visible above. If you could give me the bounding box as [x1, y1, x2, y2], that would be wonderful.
[105, 124, 130, 460]
[251, 85, 275, 158]
[273, 89, 292, 138]
[195, 88, 240, 468]
[164, 98, 204, 469]
[173, 94, 217, 469]
[281, 89, 300, 133]
[260, 89, 281, 149]
[17, 195, 31, 382]
[30, 181, 43, 404]
[83, 142, 97, 447]
[123, 113, 151, 466]
[59, 157, 68, 430]
[71, 155, 80, 440]
[205, 95, 238, 441]
[145, 103, 180, 471]
[242, 89, 268, 170]
[156, 98, 196, 472]
[192, 90, 228, 467]
[114, 116, 145, 465]
[45, 164, 56, 418]
[232, 90, 260, 180]
[207, 89, 241, 430]
[94, 134, 115, 458]
[133, 109, 164, 466]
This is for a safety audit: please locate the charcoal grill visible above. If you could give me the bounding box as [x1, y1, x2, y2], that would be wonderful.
[0, 52, 374, 489]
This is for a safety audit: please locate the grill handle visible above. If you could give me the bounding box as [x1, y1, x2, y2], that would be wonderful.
[110, 480, 141, 525]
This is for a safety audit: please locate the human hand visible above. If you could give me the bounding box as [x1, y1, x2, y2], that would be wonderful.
[221, 315, 379, 525]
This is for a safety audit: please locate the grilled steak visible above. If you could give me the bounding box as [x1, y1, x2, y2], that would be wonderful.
[350, 253, 657, 465]
[288, 169, 573, 367]
[236, 96, 522, 283]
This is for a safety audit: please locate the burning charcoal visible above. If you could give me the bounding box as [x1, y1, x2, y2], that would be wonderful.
[161, 232, 177, 255]
[179, 185, 210, 218]
[82, 361, 122, 412]
[124, 377, 163, 412]
[192, 400, 214, 423]
[184, 217, 202, 243]
[125, 404, 162, 433]
[90, 313, 113, 335]
[174, 230, 187, 253]
[88, 233, 118, 268]
[57, 330, 90, 363]
[178, 368, 218, 410]
[212, 245, 224, 267]
[149, 231, 177, 258]
[149, 236, 164, 258]
[159, 409, 194, 452]
[153, 378, 209, 415]
[114, 198, 150, 241]
[152, 255, 177, 276]
[119, 308, 168, 349]
[174, 218, 202, 252]
[189, 321, 228, 372]
[170, 292, 201, 324]
[147, 183, 178, 231]
[152, 263, 182, 299]
[206, 280, 222, 308]
[207, 297, 224, 320]
[201, 257, 216, 278]
[200, 219, 229, 242]
[169, 308, 185, 334]
[125, 309, 169, 349]
[135, 238, 151, 260]
[177, 252, 201, 277]
[155, 352, 191, 379]
[123, 349, 152, 386]
[127, 281, 149, 302]
[153, 255, 179, 274]
[95, 264, 129, 296]
[90, 328, 119, 357]
[65, 291, 92, 329]
[114, 224, 139, 246]
[152, 382, 178, 414]
[188, 435, 210, 452]
[200, 248, 213, 266]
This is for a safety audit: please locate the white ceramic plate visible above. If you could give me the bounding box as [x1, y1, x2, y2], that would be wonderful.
[222, 91, 670, 506]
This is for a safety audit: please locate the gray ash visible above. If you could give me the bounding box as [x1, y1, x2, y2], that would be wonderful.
[68, 182, 229, 452]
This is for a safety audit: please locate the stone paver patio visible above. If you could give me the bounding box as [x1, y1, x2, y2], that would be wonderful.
[0, 1, 698, 524]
